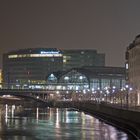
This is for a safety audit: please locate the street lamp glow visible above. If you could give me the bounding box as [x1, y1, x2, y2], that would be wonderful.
[100, 91, 103, 93]
[64, 76, 69, 80]
[112, 86, 116, 89]
[125, 85, 129, 88]
[92, 88, 94, 91]
[102, 98, 105, 101]
[106, 90, 110, 94]
[129, 87, 133, 91]
[79, 76, 83, 80]
[83, 89, 86, 94]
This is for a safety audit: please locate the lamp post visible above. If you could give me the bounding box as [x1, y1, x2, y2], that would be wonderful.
[125, 85, 129, 109]
[120, 88, 123, 108]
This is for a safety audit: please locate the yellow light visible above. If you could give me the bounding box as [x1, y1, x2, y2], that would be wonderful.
[8, 53, 62, 58]
[63, 59, 67, 63]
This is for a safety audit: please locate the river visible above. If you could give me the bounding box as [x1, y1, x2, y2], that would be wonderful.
[0, 105, 135, 140]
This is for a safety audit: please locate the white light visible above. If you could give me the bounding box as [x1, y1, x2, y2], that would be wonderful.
[36, 96, 39, 99]
[126, 63, 128, 69]
[102, 98, 105, 101]
[112, 86, 116, 89]
[129, 87, 133, 91]
[56, 86, 62, 90]
[83, 89, 86, 94]
[76, 86, 79, 90]
[64, 76, 69, 80]
[50, 74, 55, 77]
[36, 107, 39, 122]
[5, 104, 8, 123]
[2, 95, 11, 98]
[12, 105, 15, 118]
[125, 85, 129, 88]
[79, 76, 83, 80]
[106, 90, 110, 94]
[121, 88, 123, 91]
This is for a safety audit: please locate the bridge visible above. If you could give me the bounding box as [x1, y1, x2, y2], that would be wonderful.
[0, 88, 138, 108]
[0, 89, 140, 139]
[0, 89, 57, 103]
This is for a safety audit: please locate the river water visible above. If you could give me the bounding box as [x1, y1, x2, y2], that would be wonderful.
[0, 105, 135, 140]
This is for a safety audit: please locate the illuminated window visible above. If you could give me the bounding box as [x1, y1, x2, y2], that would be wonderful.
[63, 59, 67, 63]
[64, 76, 69, 80]
[8, 53, 62, 58]
[126, 63, 128, 69]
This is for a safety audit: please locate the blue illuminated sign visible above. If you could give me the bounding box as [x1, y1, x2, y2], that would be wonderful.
[40, 51, 60, 54]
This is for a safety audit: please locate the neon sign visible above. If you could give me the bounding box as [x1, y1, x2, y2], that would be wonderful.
[40, 51, 60, 54]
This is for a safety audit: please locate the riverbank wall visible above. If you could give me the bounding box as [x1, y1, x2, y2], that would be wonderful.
[53, 101, 140, 139]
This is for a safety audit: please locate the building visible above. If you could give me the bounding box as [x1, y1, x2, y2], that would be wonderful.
[3, 48, 63, 89]
[0, 69, 2, 88]
[46, 66, 126, 91]
[62, 50, 105, 70]
[126, 35, 140, 105]
[2, 48, 105, 89]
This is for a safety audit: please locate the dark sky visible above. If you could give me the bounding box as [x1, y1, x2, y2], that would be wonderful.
[0, 0, 140, 68]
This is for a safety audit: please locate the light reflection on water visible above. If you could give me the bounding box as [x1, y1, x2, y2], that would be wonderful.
[0, 105, 134, 140]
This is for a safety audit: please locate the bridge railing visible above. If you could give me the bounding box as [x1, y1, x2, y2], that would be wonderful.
[0, 88, 139, 111]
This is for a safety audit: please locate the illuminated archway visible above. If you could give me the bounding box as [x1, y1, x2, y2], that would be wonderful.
[59, 70, 89, 90]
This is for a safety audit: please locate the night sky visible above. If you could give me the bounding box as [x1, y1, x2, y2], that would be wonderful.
[1, 0, 140, 68]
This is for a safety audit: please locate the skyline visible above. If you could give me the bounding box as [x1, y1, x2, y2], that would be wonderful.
[1, 0, 140, 68]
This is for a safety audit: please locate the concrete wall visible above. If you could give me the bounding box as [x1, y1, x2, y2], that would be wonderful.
[53, 101, 140, 139]
[75, 101, 140, 139]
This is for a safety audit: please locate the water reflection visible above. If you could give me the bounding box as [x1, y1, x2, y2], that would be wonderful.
[0, 105, 135, 140]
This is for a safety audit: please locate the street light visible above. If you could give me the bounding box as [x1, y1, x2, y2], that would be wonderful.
[125, 84, 129, 109]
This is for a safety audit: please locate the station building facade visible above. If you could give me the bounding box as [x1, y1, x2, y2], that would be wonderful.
[46, 66, 126, 91]
[2, 48, 63, 89]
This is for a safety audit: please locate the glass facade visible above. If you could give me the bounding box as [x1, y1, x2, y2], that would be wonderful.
[62, 50, 105, 70]
[101, 79, 110, 89]
[3, 48, 63, 89]
[46, 67, 125, 91]
[90, 79, 100, 90]
[59, 70, 89, 90]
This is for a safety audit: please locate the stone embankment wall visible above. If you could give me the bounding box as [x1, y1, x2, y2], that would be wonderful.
[53, 101, 140, 139]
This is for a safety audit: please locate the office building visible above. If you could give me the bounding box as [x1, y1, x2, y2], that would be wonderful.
[62, 50, 105, 70]
[3, 48, 63, 89]
[2, 48, 105, 89]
